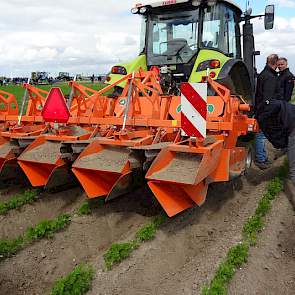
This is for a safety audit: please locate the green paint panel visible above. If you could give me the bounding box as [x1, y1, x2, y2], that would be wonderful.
[176, 104, 182, 113]
[207, 104, 214, 113]
[107, 55, 147, 88]
[189, 49, 230, 83]
[106, 49, 230, 89]
[119, 99, 126, 106]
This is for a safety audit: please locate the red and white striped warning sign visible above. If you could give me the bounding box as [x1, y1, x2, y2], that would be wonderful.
[180, 82, 207, 138]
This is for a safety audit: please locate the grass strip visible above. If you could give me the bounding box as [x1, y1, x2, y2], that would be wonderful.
[0, 83, 105, 105]
[104, 214, 167, 270]
[50, 264, 94, 295]
[202, 161, 288, 295]
[0, 213, 71, 258]
[0, 189, 39, 215]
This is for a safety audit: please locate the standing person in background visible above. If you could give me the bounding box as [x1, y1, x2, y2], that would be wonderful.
[254, 54, 282, 170]
[272, 57, 295, 160]
[278, 57, 294, 102]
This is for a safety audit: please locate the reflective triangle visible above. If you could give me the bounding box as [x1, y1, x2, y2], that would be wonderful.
[41, 88, 70, 123]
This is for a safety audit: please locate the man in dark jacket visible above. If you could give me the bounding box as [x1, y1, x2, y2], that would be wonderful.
[278, 57, 294, 102]
[258, 92, 295, 191]
[254, 54, 282, 169]
[256, 58, 295, 190]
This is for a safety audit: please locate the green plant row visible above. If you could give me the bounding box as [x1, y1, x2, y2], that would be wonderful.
[202, 162, 288, 295]
[202, 243, 249, 295]
[0, 189, 39, 215]
[104, 214, 167, 270]
[0, 214, 71, 258]
[50, 264, 94, 295]
[242, 177, 283, 245]
[77, 201, 92, 215]
[49, 214, 167, 295]
[76, 198, 106, 216]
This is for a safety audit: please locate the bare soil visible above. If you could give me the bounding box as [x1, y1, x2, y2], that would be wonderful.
[0, 188, 85, 239]
[0, 144, 293, 295]
[0, 184, 28, 203]
[69, 126, 89, 137]
[75, 146, 130, 172]
[19, 141, 61, 164]
[0, 142, 14, 158]
[151, 152, 201, 184]
[229, 190, 295, 295]
[88, 161, 285, 295]
[0, 186, 158, 295]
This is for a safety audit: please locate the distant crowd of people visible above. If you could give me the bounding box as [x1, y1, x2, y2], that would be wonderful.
[0, 77, 29, 86]
[0, 75, 105, 86]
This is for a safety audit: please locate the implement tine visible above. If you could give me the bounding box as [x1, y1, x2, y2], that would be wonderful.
[122, 72, 135, 130]
[18, 77, 30, 125]
[67, 75, 77, 108]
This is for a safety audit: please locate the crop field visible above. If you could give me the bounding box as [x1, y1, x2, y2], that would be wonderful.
[0, 82, 105, 105]
[0, 96, 293, 295]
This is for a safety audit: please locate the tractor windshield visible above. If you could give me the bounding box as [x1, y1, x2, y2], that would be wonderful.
[146, 9, 199, 66]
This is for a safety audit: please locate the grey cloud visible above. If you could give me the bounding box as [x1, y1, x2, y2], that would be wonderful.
[1, 1, 295, 76]
[0, 0, 139, 76]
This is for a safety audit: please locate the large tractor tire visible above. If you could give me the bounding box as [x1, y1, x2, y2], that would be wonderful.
[217, 59, 254, 104]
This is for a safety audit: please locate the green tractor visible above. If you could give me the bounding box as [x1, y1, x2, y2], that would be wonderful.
[106, 0, 274, 101]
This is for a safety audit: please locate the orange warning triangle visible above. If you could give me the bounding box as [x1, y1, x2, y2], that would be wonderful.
[41, 88, 70, 123]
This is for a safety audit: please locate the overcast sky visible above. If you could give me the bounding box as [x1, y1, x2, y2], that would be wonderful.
[0, 0, 295, 77]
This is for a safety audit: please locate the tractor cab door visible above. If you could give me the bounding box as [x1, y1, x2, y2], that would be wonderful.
[201, 4, 241, 59]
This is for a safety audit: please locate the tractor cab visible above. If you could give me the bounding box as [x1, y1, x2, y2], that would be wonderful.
[107, 0, 274, 101]
[139, 0, 242, 68]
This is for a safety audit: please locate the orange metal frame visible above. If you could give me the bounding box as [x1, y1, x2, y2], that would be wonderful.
[0, 70, 258, 218]
[146, 78, 257, 216]
[68, 71, 257, 217]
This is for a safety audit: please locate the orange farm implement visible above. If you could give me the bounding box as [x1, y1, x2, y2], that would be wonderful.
[0, 70, 257, 216]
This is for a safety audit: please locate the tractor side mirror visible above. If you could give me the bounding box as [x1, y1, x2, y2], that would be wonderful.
[264, 5, 274, 30]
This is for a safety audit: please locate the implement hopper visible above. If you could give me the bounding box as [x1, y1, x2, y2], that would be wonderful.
[0, 85, 48, 179]
[16, 79, 122, 188]
[18, 137, 66, 187]
[72, 143, 132, 199]
[145, 78, 257, 216]
[71, 70, 175, 200]
[146, 140, 224, 216]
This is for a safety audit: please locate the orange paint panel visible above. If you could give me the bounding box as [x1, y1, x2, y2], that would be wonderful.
[20, 136, 47, 153]
[75, 141, 104, 160]
[168, 96, 181, 121]
[148, 181, 194, 217]
[72, 168, 120, 198]
[207, 96, 225, 117]
[18, 161, 57, 186]
[182, 181, 208, 206]
[209, 149, 230, 182]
